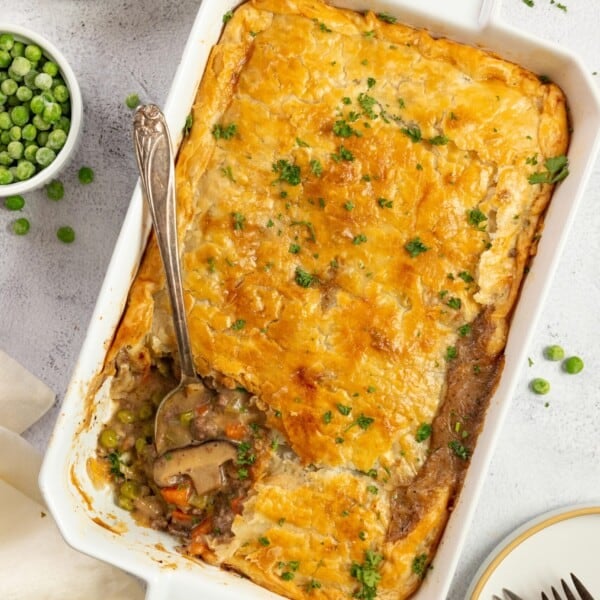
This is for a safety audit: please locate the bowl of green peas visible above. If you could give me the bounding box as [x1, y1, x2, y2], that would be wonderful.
[0, 24, 82, 195]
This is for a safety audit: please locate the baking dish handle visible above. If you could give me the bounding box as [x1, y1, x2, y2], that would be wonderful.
[389, 0, 499, 31]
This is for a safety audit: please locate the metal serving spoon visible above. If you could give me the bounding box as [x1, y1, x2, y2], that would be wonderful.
[132, 105, 236, 494]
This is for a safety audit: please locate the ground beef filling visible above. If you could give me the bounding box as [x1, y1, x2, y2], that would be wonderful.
[97, 347, 266, 553]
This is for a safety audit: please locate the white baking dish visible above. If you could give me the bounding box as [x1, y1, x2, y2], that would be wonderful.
[39, 1, 600, 599]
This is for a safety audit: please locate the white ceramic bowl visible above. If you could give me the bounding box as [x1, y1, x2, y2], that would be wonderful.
[0, 23, 82, 196]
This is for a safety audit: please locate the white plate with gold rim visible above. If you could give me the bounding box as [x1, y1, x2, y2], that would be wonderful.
[468, 504, 600, 599]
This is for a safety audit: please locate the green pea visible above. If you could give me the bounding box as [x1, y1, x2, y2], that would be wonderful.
[135, 437, 147, 455]
[0, 111, 12, 129]
[0, 90, 6, 105]
[125, 93, 140, 109]
[36, 131, 49, 146]
[29, 94, 44, 114]
[54, 116, 70, 133]
[34, 72, 52, 90]
[10, 56, 31, 78]
[35, 146, 55, 166]
[12, 217, 30, 235]
[46, 179, 64, 200]
[15, 160, 35, 181]
[42, 61, 58, 77]
[0, 50, 11, 69]
[56, 225, 75, 244]
[42, 102, 61, 123]
[118, 496, 134, 511]
[21, 123, 36, 141]
[0, 78, 17, 96]
[78, 166, 94, 184]
[563, 356, 584, 374]
[8, 125, 21, 141]
[4, 194, 25, 210]
[120, 480, 142, 500]
[117, 409, 136, 424]
[11, 42, 24, 58]
[32, 114, 50, 131]
[23, 143, 38, 162]
[543, 345, 564, 361]
[0, 165, 13, 184]
[16, 85, 32, 102]
[530, 378, 550, 395]
[7, 140, 23, 159]
[46, 128, 67, 150]
[53, 84, 69, 103]
[138, 403, 153, 420]
[10, 105, 29, 127]
[24, 44, 42, 63]
[23, 69, 38, 88]
[0, 150, 11, 165]
[0, 34, 14, 52]
[0, 131, 10, 144]
[99, 428, 119, 449]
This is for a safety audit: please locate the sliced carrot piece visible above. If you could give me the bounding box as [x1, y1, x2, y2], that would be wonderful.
[190, 518, 213, 538]
[224, 422, 247, 441]
[170, 509, 194, 524]
[160, 485, 191, 507]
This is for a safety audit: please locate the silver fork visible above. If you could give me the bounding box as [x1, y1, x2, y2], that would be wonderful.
[495, 574, 595, 600]
[540, 573, 596, 600]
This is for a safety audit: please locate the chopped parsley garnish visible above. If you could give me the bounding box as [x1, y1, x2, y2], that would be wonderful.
[232, 212, 245, 230]
[345, 413, 375, 432]
[412, 553, 428, 578]
[237, 441, 257, 466]
[401, 126, 422, 143]
[223, 10, 234, 23]
[377, 197, 393, 208]
[522, 0, 534, 6]
[448, 439, 470, 460]
[398, 98, 406, 109]
[467, 208, 488, 230]
[332, 145, 355, 162]
[353, 233, 367, 245]
[183, 113, 193, 136]
[446, 296, 462, 310]
[317, 21, 332, 32]
[231, 319, 246, 331]
[212, 123, 237, 140]
[333, 119, 360, 138]
[367, 77, 376, 89]
[107, 452, 122, 477]
[281, 571, 295, 581]
[266, 219, 274, 227]
[322, 410, 333, 424]
[295, 266, 317, 288]
[296, 137, 310, 147]
[336, 403, 352, 416]
[342, 96, 352, 105]
[458, 323, 472, 337]
[458, 271, 474, 283]
[221, 166, 236, 182]
[344, 201, 355, 211]
[404, 237, 429, 257]
[350, 550, 383, 600]
[415, 423, 432, 442]
[358, 93, 378, 119]
[429, 134, 450, 145]
[367, 386, 376, 394]
[446, 346, 458, 360]
[528, 155, 569, 184]
[273, 159, 302, 185]
[526, 153, 538, 165]
[363, 31, 375, 38]
[289, 243, 301, 254]
[258, 536, 270, 546]
[359, 531, 367, 540]
[306, 579, 322, 591]
[366, 485, 378, 494]
[310, 159, 323, 176]
[376, 12, 397, 23]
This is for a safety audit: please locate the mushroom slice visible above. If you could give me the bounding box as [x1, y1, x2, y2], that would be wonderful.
[153, 441, 237, 496]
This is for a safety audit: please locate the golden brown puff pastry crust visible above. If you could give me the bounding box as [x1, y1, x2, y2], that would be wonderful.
[108, 1, 568, 598]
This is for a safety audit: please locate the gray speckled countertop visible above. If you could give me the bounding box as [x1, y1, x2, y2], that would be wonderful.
[1, 1, 599, 598]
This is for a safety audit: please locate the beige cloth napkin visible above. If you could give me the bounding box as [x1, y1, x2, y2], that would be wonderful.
[0, 351, 145, 599]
